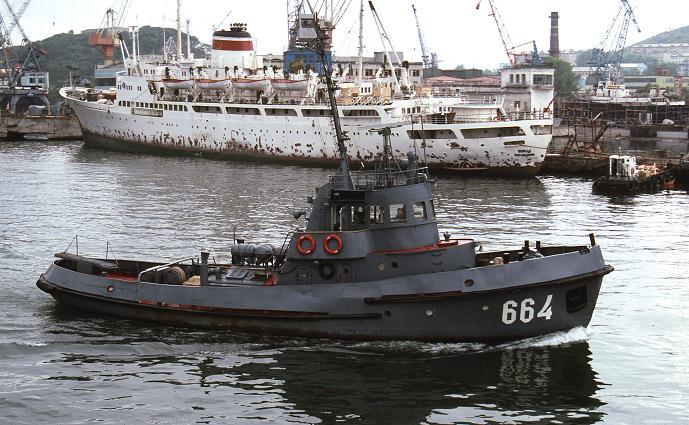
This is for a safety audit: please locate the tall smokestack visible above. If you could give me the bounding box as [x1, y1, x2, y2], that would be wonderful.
[549, 11, 560, 59]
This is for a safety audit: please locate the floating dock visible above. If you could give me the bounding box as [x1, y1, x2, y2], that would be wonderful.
[0, 114, 82, 140]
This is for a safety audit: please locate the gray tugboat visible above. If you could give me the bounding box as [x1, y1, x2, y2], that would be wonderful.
[36, 13, 613, 342]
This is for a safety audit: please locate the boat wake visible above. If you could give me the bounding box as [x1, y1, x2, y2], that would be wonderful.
[306, 327, 590, 356]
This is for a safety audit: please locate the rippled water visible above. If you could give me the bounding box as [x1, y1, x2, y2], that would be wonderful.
[1, 140, 688, 424]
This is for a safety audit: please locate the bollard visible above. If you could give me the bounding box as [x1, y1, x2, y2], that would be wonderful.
[200, 251, 210, 286]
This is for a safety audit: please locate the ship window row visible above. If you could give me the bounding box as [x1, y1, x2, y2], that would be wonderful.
[460, 127, 526, 139]
[333, 200, 435, 231]
[303, 109, 333, 117]
[117, 84, 134, 90]
[530, 125, 552, 135]
[193, 105, 222, 113]
[342, 109, 379, 117]
[402, 107, 421, 115]
[112, 103, 383, 118]
[118, 100, 188, 111]
[407, 129, 458, 139]
[266, 108, 298, 116]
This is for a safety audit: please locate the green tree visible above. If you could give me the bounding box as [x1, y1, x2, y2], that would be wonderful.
[543, 57, 578, 98]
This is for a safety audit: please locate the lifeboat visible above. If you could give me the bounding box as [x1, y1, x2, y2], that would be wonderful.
[271, 78, 309, 92]
[195, 79, 232, 90]
[162, 79, 195, 90]
[231, 78, 270, 91]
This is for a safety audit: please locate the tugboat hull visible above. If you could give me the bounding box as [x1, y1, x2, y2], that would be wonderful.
[37, 248, 611, 343]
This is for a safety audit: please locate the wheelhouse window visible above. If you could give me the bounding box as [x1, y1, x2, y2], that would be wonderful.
[350, 205, 367, 225]
[390, 204, 406, 223]
[370, 205, 385, 224]
[413, 202, 427, 219]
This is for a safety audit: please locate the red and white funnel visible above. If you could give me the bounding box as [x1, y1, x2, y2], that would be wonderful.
[210, 23, 256, 69]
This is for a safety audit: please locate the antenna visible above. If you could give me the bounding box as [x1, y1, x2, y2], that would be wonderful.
[213, 10, 233, 31]
[303, 0, 354, 190]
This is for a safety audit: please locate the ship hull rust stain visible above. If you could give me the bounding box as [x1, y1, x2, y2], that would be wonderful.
[81, 129, 543, 177]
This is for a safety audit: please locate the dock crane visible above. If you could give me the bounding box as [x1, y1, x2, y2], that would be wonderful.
[411, 4, 437, 70]
[0, 0, 45, 88]
[475, 0, 515, 66]
[588, 0, 641, 83]
[475, 0, 543, 67]
[368, 0, 410, 94]
[0, 13, 14, 84]
[6, 0, 30, 39]
[512, 40, 543, 67]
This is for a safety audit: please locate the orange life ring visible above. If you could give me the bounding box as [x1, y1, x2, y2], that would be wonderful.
[296, 234, 316, 255]
[323, 234, 343, 255]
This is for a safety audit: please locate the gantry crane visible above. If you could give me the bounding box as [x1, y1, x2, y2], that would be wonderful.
[411, 4, 437, 70]
[1, 0, 46, 88]
[0, 12, 14, 85]
[588, 0, 641, 83]
[6, 0, 30, 39]
[3, 0, 46, 87]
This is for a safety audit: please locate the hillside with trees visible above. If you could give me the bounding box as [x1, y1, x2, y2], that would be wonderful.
[636, 25, 689, 44]
[7, 26, 209, 100]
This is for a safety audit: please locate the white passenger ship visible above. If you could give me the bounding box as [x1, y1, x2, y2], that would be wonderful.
[61, 23, 555, 176]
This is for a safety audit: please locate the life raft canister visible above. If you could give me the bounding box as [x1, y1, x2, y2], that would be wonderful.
[296, 234, 316, 255]
[323, 233, 343, 255]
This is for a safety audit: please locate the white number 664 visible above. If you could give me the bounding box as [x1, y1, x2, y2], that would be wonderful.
[501, 295, 553, 325]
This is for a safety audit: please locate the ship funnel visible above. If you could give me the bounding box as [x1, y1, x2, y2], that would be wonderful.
[211, 23, 257, 69]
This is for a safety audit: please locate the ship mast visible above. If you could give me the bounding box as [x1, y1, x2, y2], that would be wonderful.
[186, 19, 192, 59]
[176, 0, 182, 61]
[305, 0, 353, 190]
[357, 0, 364, 84]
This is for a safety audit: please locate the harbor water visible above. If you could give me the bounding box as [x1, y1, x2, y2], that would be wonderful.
[1, 140, 688, 424]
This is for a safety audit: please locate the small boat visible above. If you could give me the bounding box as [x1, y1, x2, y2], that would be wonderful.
[36, 19, 613, 342]
[271, 78, 309, 91]
[231, 78, 270, 91]
[592, 155, 676, 195]
[195, 79, 231, 90]
[162, 78, 195, 90]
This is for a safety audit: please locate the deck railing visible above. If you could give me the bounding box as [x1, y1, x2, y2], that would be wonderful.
[409, 111, 551, 124]
[331, 167, 430, 189]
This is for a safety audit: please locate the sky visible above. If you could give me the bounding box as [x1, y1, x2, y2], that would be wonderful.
[7, 0, 689, 69]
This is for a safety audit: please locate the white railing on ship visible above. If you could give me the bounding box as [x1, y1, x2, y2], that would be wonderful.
[408, 111, 551, 124]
